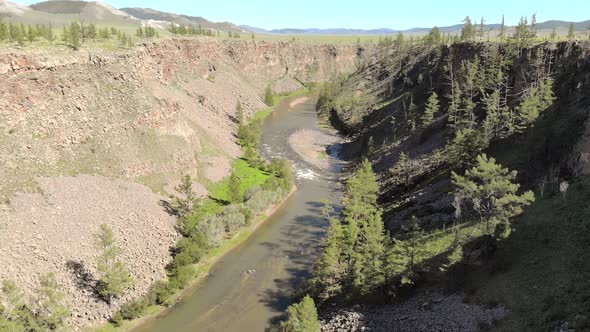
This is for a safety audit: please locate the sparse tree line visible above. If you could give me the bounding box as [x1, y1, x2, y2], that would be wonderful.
[0, 20, 157, 49]
[376, 13, 585, 50]
[167, 24, 218, 37]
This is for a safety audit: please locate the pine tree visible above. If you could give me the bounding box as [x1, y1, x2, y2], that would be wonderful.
[228, 173, 242, 203]
[499, 15, 506, 40]
[33, 273, 69, 330]
[264, 84, 275, 106]
[26, 25, 35, 44]
[421, 92, 439, 127]
[427, 26, 441, 44]
[550, 28, 558, 41]
[461, 16, 475, 41]
[568, 22, 576, 40]
[531, 13, 537, 37]
[70, 22, 81, 50]
[169, 174, 196, 217]
[478, 17, 485, 41]
[279, 295, 320, 332]
[311, 202, 344, 298]
[452, 154, 534, 240]
[95, 224, 134, 303]
[0, 21, 7, 42]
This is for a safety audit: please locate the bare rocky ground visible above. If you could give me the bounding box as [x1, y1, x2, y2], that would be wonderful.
[289, 129, 342, 171]
[0, 37, 362, 329]
[321, 292, 507, 332]
[0, 175, 179, 328]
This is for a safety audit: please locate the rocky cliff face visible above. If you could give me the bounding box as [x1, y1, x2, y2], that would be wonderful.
[0, 37, 363, 328]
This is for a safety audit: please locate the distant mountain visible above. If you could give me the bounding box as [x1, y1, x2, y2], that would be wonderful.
[120, 7, 247, 33]
[241, 19, 590, 36]
[0, 0, 140, 27]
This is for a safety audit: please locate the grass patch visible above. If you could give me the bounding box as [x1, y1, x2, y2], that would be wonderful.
[462, 179, 590, 331]
[209, 158, 271, 202]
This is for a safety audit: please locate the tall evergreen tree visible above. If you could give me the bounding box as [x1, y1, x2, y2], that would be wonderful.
[452, 154, 534, 240]
[421, 92, 440, 127]
[567, 23, 576, 40]
[69, 22, 81, 50]
[461, 16, 475, 41]
[279, 295, 320, 332]
[95, 224, 134, 303]
[499, 15, 506, 40]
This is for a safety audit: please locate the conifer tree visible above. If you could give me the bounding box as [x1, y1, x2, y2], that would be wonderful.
[0, 21, 7, 42]
[478, 17, 485, 41]
[567, 22, 576, 40]
[279, 295, 320, 332]
[550, 28, 558, 41]
[70, 22, 81, 50]
[95, 224, 134, 303]
[452, 154, 534, 240]
[169, 174, 196, 217]
[33, 273, 69, 330]
[264, 84, 275, 106]
[421, 92, 439, 127]
[228, 173, 242, 203]
[461, 16, 475, 41]
[499, 15, 506, 40]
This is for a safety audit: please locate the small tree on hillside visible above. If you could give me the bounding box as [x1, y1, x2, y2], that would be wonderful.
[69, 22, 81, 50]
[95, 224, 134, 304]
[33, 273, 69, 330]
[452, 154, 534, 242]
[421, 92, 440, 127]
[279, 295, 320, 332]
[228, 173, 243, 204]
[567, 22, 576, 40]
[169, 174, 197, 218]
[264, 84, 275, 106]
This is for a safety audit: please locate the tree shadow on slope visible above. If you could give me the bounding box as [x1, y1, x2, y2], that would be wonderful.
[65, 260, 103, 302]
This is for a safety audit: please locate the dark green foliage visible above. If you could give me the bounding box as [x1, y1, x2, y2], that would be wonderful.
[168, 174, 197, 218]
[421, 92, 439, 127]
[461, 16, 475, 41]
[228, 173, 243, 204]
[0, 275, 69, 331]
[279, 295, 320, 332]
[69, 22, 80, 49]
[567, 23, 575, 40]
[426, 26, 441, 45]
[452, 154, 535, 239]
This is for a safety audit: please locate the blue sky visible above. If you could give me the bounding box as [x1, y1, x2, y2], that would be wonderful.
[17, 0, 590, 30]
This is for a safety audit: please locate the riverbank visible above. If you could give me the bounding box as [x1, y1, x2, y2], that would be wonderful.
[94, 90, 310, 332]
[95, 186, 297, 332]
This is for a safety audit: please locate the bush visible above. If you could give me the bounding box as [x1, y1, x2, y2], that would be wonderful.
[221, 205, 247, 235]
[245, 188, 283, 213]
[196, 215, 226, 247]
[149, 281, 175, 306]
[169, 265, 196, 290]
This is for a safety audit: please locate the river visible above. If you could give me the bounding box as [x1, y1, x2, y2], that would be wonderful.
[134, 94, 343, 332]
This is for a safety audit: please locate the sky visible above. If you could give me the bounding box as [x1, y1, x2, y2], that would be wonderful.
[16, 0, 590, 30]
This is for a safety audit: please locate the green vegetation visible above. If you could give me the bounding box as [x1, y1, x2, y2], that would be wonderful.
[0, 275, 69, 331]
[106, 92, 296, 328]
[95, 224, 135, 304]
[167, 24, 216, 37]
[420, 92, 439, 127]
[279, 295, 321, 332]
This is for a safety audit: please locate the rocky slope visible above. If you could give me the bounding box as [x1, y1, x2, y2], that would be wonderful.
[0, 37, 364, 329]
[320, 41, 590, 330]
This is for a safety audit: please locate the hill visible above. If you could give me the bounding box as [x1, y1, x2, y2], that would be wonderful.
[242, 19, 590, 36]
[120, 7, 246, 34]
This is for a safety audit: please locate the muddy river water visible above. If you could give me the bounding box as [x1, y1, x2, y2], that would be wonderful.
[135, 95, 343, 332]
